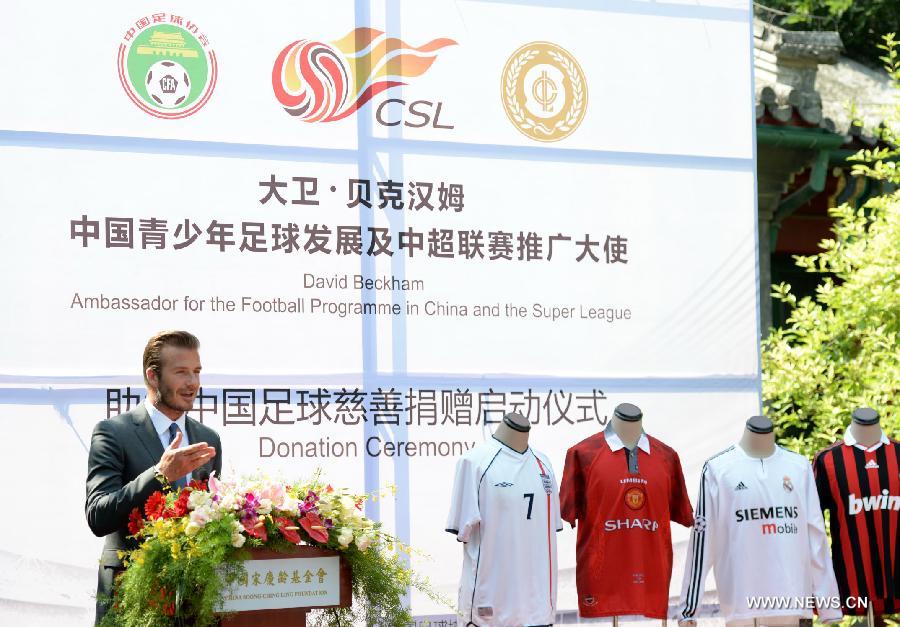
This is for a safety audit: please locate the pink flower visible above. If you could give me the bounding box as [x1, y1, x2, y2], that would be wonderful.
[300, 512, 329, 544]
[242, 492, 261, 518]
[260, 484, 286, 509]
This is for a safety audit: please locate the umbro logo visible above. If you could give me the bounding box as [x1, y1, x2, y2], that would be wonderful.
[865, 459, 879, 470]
[735, 481, 748, 491]
[494, 482, 514, 487]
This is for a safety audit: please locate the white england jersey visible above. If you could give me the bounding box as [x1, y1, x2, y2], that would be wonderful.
[446, 437, 562, 627]
[678, 445, 842, 626]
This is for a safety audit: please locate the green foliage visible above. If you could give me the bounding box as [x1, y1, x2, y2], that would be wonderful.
[762, 34, 900, 457]
[762, 0, 900, 67]
[101, 516, 243, 627]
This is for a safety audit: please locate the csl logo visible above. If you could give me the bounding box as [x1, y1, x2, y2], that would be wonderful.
[117, 13, 217, 119]
[272, 27, 456, 127]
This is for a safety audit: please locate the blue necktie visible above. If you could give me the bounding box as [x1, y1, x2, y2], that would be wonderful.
[167, 423, 188, 489]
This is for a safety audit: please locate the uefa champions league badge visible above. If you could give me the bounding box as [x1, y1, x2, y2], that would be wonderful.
[117, 13, 217, 119]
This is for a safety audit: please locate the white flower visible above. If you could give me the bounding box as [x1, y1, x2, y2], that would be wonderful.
[189, 508, 211, 528]
[339, 496, 357, 518]
[355, 533, 374, 551]
[230, 519, 246, 547]
[218, 493, 241, 512]
[185, 521, 202, 536]
[188, 490, 210, 511]
[281, 494, 300, 515]
[337, 527, 354, 547]
[257, 498, 273, 516]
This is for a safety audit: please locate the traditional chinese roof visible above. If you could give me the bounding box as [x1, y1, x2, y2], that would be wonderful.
[755, 86, 884, 149]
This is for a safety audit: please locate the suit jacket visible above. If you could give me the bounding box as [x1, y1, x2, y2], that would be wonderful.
[85, 404, 222, 622]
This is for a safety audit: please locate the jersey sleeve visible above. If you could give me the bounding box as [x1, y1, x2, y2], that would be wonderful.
[446, 455, 481, 542]
[559, 445, 584, 528]
[804, 462, 842, 622]
[812, 449, 835, 512]
[669, 450, 694, 527]
[678, 461, 717, 621]
[549, 459, 563, 532]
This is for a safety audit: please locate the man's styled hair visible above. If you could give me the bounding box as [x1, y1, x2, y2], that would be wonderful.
[142, 330, 200, 386]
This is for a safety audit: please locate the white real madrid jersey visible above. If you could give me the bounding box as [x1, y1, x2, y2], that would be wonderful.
[678, 445, 842, 626]
[446, 437, 562, 627]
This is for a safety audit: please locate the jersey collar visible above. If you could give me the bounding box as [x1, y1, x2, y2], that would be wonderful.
[843, 426, 890, 452]
[490, 435, 530, 456]
[604, 423, 650, 454]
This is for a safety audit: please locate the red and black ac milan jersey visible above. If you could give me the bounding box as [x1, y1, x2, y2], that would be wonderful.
[560, 425, 693, 618]
[814, 430, 900, 615]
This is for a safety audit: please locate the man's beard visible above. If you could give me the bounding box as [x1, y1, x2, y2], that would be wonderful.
[155, 380, 194, 414]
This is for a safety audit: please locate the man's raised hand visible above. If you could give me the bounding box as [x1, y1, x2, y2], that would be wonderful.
[157, 430, 216, 483]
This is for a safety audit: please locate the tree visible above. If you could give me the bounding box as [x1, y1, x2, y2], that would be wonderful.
[762, 35, 900, 456]
[762, 0, 900, 68]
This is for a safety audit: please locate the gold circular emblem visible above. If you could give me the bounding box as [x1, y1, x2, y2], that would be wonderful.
[501, 41, 587, 142]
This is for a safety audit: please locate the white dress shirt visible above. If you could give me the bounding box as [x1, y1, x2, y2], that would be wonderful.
[145, 399, 192, 483]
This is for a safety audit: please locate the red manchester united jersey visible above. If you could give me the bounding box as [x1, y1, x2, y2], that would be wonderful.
[560, 425, 693, 618]
[813, 429, 900, 615]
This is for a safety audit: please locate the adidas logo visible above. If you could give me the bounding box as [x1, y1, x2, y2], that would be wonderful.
[735, 481, 748, 491]
[865, 459, 879, 470]
[494, 482, 514, 488]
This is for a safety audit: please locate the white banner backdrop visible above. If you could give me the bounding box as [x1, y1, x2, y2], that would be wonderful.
[0, 0, 758, 624]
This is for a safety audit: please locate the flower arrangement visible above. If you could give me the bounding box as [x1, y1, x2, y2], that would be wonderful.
[103, 472, 443, 626]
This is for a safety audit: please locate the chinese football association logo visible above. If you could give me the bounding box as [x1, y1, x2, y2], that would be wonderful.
[501, 41, 587, 142]
[117, 13, 217, 119]
[272, 27, 456, 122]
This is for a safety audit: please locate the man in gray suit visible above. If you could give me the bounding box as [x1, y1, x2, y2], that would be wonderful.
[85, 330, 222, 623]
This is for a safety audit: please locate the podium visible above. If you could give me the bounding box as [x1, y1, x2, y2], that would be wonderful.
[219, 546, 352, 626]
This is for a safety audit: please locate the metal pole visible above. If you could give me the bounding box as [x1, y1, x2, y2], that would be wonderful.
[613, 616, 618, 627]
[867, 601, 875, 627]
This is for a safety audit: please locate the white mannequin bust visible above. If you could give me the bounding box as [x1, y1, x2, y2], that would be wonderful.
[738, 415, 776, 458]
[493, 411, 530, 453]
[849, 407, 882, 448]
[611, 403, 644, 449]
